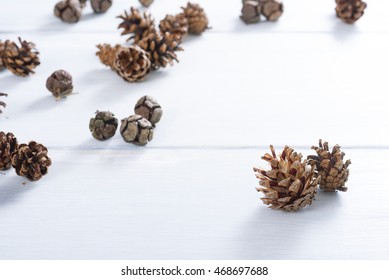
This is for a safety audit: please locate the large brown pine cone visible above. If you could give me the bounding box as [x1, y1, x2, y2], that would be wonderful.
[96, 43, 122, 70]
[11, 141, 52, 181]
[117, 7, 156, 44]
[0, 93, 7, 114]
[253, 145, 320, 211]
[335, 0, 367, 23]
[308, 140, 351, 192]
[2, 38, 40, 77]
[138, 32, 183, 70]
[0, 132, 18, 171]
[0, 40, 5, 71]
[113, 46, 151, 82]
[181, 2, 209, 35]
[159, 14, 189, 42]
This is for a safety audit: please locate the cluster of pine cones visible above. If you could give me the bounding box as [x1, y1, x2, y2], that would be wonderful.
[0, 38, 40, 77]
[96, 2, 209, 83]
[253, 140, 351, 211]
[0, 132, 52, 182]
[54, 0, 112, 23]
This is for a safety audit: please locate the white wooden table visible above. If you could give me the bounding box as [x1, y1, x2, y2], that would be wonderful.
[1, 0, 389, 259]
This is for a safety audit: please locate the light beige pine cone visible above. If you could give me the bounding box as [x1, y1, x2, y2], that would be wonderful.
[181, 2, 210, 35]
[113, 46, 151, 82]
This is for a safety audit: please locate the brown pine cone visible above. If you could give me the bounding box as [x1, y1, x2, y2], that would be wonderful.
[181, 2, 210, 35]
[89, 111, 118, 141]
[138, 32, 183, 70]
[253, 145, 320, 211]
[159, 14, 189, 41]
[120, 115, 154, 146]
[241, 1, 261, 24]
[259, 0, 283, 21]
[91, 0, 112, 14]
[308, 140, 351, 192]
[134, 95, 163, 126]
[117, 7, 156, 44]
[96, 44, 122, 70]
[54, 0, 83, 23]
[2, 38, 40, 77]
[139, 0, 154, 7]
[11, 141, 52, 181]
[0, 93, 7, 114]
[0, 40, 5, 71]
[0, 132, 18, 171]
[46, 70, 74, 99]
[113, 46, 151, 82]
[335, 0, 367, 23]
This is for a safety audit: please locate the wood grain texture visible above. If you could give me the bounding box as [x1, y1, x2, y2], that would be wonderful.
[1, 0, 388, 260]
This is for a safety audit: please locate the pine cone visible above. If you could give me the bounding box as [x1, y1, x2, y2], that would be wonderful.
[134, 95, 163, 126]
[11, 141, 52, 181]
[96, 43, 122, 70]
[138, 32, 183, 70]
[113, 46, 151, 82]
[54, 0, 83, 23]
[308, 140, 351, 192]
[89, 111, 118, 141]
[253, 145, 320, 211]
[260, 0, 283, 21]
[0, 132, 18, 171]
[117, 7, 156, 44]
[91, 0, 112, 14]
[79, 0, 87, 8]
[335, 0, 367, 23]
[2, 38, 40, 77]
[46, 70, 74, 99]
[0, 93, 7, 114]
[181, 2, 210, 35]
[120, 115, 154, 146]
[241, 1, 261, 24]
[159, 14, 189, 41]
[0, 40, 5, 71]
[139, 0, 154, 7]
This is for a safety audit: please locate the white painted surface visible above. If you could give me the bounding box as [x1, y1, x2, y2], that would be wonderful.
[0, 0, 388, 259]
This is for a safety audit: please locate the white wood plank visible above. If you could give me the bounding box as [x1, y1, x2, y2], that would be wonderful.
[1, 0, 388, 33]
[0, 148, 387, 259]
[1, 32, 388, 147]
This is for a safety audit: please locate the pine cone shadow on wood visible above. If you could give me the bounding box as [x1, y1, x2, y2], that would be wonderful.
[253, 145, 320, 211]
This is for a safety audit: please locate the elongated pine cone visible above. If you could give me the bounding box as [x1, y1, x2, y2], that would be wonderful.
[181, 2, 209, 35]
[253, 145, 320, 211]
[113, 46, 151, 82]
[0, 93, 7, 114]
[2, 38, 40, 77]
[0, 40, 5, 70]
[0, 132, 18, 171]
[335, 0, 367, 23]
[11, 141, 52, 181]
[96, 44, 122, 70]
[159, 14, 189, 41]
[138, 32, 183, 70]
[308, 140, 351, 192]
[117, 7, 156, 44]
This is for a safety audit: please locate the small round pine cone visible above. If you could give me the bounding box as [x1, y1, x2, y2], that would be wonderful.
[0, 132, 18, 171]
[113, 46, 151, 82]
[11, 141, 52, 181]
[117, 7, 156, 44]
[241, 1, 261, 24]
[139, 0, 154, 7]
[90, 0, 112, 14]
[253, 145, 320, 211]
[120, 115, 154, 146]
[89, 111, 118, 141]
[0, 93, 7, 114]
[308, 140, 351, 192]
[260, 0, 283, 22]
[46, 70, 74, 99]
[335, 0, 367, 24]
[54, 0, 83, 23]
[181, 2, 210, 35]
[0, 40, 5, 71]
[134, 95, 163, 126]
[2, 38, 40, 77]
[96, 44, 122, 70]
[79, 0, 87, 8]
[159, 14, 189, 41]
[138, 32, 183, 70]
